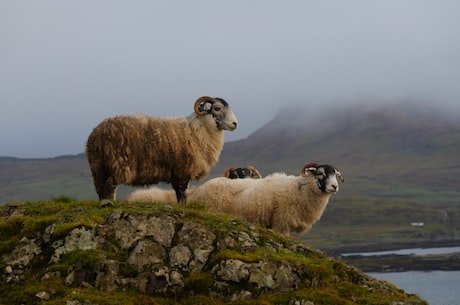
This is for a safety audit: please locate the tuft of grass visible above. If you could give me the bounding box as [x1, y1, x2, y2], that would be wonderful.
[182, 272, 215, 296]
[51, 195, 77, 203]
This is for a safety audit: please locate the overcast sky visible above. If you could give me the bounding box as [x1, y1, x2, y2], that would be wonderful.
[1, 1, 459, 158]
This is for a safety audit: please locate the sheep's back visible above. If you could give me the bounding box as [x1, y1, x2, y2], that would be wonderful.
[126, 187, 177, 203]
[233, 174, 299, 226]
[238, 173, 298, 201]
[191, 174, 297, 227]
[189, 177, 257, 214]
[86, 115, 221, 185]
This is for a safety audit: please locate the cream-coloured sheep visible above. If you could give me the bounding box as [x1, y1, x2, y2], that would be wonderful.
[126, 165, 262, 203]
[126, 186, 178, 203]
[189, 163, 344, 235]
[86, 96, 237, 205]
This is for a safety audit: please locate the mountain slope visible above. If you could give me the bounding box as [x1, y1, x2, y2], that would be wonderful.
[214, 102, 460, 204]
[0, 154, 94, 203]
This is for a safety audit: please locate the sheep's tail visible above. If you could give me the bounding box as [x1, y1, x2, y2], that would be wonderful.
[126, 187, 177, 204]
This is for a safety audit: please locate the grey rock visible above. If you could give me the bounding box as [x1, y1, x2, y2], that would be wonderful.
[2, 237, 41, 283]
[3, 237, 41, 267]
[42, 271, 61, 280]
[289, 300, 315, 305]
[35, 291, 50, 300]
[65, 262, 97, 287]
[95, 259, 120, 292]
[248, 261, 277, 289]
[169, 244, 192, 270]
[104, 211, 175, 249]
[43, 223, 56, 243]
[176, 223, 216, 272]
[127, 240, 166, 271]
[5, 265, 13, 274]
[214, 259, 249, 282]
[51, 227, 97, 263]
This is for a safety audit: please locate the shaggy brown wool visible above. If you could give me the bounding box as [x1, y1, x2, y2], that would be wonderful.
[86, 97, 237, 203]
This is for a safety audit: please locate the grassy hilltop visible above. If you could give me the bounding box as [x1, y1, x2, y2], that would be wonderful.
[0, 198, 427, 305]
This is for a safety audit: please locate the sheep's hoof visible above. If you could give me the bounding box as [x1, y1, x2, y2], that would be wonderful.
[98, 199, 115, 208]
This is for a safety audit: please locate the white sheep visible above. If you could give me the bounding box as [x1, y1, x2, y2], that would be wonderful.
[126, 165, 262, 203]
[86, 96, 238, 205]
[188, 163, 344, 235]
[126, 185, 178, 204]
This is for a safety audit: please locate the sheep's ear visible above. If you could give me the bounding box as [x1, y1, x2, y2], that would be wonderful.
[194, 96, 215, 116]
[334, 167, 345, 183]
[301, 163, 319, 177]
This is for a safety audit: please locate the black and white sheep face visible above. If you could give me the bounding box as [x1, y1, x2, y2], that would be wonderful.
[223, 166, 263, 179]
[311, 165, 341, 194]
[228, 167, 260, 179]
[194, 97, 238, 131]
[210, 98, 238, 131]
[227, 168, 252, 179]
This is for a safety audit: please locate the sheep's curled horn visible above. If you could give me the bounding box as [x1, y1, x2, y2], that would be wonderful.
[301, 163, 345, 183]
[246, 165, 263, 179]
[194, 96, 215, 115]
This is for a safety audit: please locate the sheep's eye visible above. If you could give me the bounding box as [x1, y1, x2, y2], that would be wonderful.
[214, 106, 221, 111]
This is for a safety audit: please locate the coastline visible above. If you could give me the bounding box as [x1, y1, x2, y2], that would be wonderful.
[322, 240, 460, 273]
[341, 251, 460, 272]
[321, 239, 460, 256]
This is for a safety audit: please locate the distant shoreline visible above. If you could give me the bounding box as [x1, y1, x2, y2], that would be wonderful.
[340, 251, 460, 272]
[321, 239, 460, 256]
[322, 239, 460, 272]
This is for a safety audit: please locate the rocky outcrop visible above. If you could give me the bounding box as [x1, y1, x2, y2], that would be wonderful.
[0, 201, 427, 304]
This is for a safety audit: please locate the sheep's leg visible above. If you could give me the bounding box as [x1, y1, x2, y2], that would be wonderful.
[96, 177, 118, 208]
[172, 182, 189, 204]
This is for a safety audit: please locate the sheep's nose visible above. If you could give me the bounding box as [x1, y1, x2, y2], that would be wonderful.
[232, 122, 238, 129]
[331, 184, 338, 191]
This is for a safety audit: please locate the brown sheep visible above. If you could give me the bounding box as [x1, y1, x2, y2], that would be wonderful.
[86, 96, 237, 205]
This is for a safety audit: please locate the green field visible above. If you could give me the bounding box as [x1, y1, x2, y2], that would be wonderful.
[302, 197, 460, 252]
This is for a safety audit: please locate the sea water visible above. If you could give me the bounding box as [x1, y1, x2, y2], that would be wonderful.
[368, 270, 460, 305]
[343, 246, 460, 305]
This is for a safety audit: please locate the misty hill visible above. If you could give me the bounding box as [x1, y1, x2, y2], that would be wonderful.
[213, 102, 460, 205]
[0, 154, 91, 204]
[1, 102, 459, 205]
